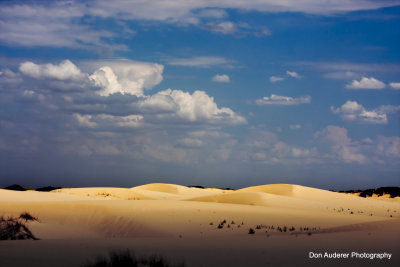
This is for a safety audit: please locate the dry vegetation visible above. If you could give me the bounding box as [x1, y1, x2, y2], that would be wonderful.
[0, 212, 38, 240]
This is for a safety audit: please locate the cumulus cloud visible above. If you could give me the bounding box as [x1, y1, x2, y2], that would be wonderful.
[155, 89, 246, 125]
[74, 113, 97, 128]
[19, 60, 86, 81]
[345, 76, 386, 89]
[12, 58, 246, 128]
[269, 76, 283, 83]
[242, 127, 318, 164]
[88, 60, 164, 96]
[331, 100, 400, 124]
[74, 113, 144, 129]
[256, 94, 311, 105]
[314, 125, 366, 164]
[286, 71, 302, 79]
[212, 74, 230, 83]
[389, 82, 400, 90]
[377, 136, 400, 158]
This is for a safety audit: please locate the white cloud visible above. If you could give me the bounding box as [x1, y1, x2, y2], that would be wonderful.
[196, 9, 228, 19]
[74, 113, 97, 128]
[87, 0, 399, 19]
[156, 89, 246, 125]
[331, 100, 400, 124]
[377, 136, 400, 158]
[269, 76, 283, 83]
[286, 71, 302, 79]
[0, 2, 122, 51]
[166, 56, 232, 68]
[1, 1, 398, 51]
[212, 74, 230, 83]
[88, 60, 164, 96]
[389, 82, 400, 90]
[345, 77, 386, 89]
[19, 60, 85, 81]
[97, 114, 144, 128]
[291, 61, 400, 73]
[74, 113, 143, 128]
[206, 21, 237, 34]
[256, 94, 311, 106]
[314, 125, 366, 164]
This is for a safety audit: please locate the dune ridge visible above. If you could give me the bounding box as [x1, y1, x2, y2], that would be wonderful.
[1, 183, 399, 239]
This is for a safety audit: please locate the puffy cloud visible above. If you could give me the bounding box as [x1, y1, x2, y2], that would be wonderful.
[242, 127, 318, 164]
[389, 82, 400, 90]
[256, 94, 311, 105]
[0, 69, 22, 85]
[377, 136, 400, 158]
[314, 125, 351, 149]
[286, 71, 302, 79]
[269, 76, 283, 83]
[331, 101, 400, 124]
[74, 113, 143, 128]
[88, 60, 164, 96]
[74, 113, 97, 128]
[11, 58, 246, 127]
[155, 89, 246, 125]
[19, 60, 85, 81]
[314, 125, 366, 164]
[345, 76, 386, 89]
[166, 56, 232, 68]
[212, 74, 230, 83]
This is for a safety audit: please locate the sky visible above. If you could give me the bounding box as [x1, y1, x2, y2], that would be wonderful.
[0, 0, 400, 190]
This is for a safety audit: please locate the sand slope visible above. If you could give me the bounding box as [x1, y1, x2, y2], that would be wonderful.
[1, 183, 399, 267]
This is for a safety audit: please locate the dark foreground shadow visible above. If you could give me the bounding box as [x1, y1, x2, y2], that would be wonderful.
[82, 251, 186, 267]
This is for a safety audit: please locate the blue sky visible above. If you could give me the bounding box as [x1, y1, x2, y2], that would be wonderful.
[0, 1, 399, 190]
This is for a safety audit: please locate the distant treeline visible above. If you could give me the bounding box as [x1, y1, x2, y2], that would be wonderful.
[338, 187, 400, 198]
[188, 185, 235, 190]
[2, 184, 61, 192]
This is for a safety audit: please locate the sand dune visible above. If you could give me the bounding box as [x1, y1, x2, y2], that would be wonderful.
[1, 183, 399, 267]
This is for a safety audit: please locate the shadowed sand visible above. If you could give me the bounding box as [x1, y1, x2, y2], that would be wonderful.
[0, 183, 399, 267]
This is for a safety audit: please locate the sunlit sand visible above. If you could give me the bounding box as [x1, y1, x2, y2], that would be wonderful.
[1, 183, 399, 266]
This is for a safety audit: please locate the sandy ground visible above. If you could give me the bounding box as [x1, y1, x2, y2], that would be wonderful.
[0, 183, 399, 267]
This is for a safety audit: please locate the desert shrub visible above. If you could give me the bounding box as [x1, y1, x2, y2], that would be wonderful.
[3, 184, 26, 191]
[19, 212, 38, 222]
[0, 213, 38, 240]
[248, 228, 255, 234]
[35, 186, 61, 192]
[82, 251, 185, 267]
